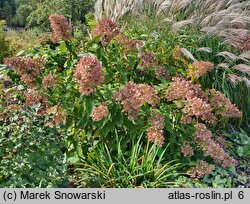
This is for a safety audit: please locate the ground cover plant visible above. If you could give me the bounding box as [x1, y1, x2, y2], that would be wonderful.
[0, 1, 249, 188]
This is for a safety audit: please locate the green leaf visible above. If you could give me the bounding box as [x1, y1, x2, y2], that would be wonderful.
[100, 124, 110, 138]
[67, 152, 79, 163]
[84, 97, 94, 116]
[59, 42, 67, 53]
[237, 146, 244, 157]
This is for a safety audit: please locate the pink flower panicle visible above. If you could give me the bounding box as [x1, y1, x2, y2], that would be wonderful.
[155, 66, 171, 81]
[25, 89, 47, 115]
[74, 56, 104, 95]
[215, 135, 227, 149]
[147, 111, 165, 147]
[140, 51, 158, 68]
[194, 123, 212, 140]
[194, 123, 238, 168]
[4, 57, 44, 86]
[94, 18, 120, 45]
[114, 81, 141, 120]
[187, 160, 215, 178]
[116, 35, 143, 52]
[140, 84, 160, 106]
[208, 89, 242, 118]
[181, 142, 194, 157]
[92, 104, 109, 121]
[114, 82, 160, 120]
[165, 77, 216, 124]
[25, 89, 43, 106]
[49, 14, 73, 43]
[188, 61, 214, 79]
[42, 74, 58, 88]
[165, 77, 207, 102]
[182, 97, 216, 124]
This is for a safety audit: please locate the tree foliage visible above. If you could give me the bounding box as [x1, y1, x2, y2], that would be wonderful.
[0, 0, 95, 28]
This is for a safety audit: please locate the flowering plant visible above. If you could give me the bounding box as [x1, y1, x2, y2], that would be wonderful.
[2, 15, 246, 187]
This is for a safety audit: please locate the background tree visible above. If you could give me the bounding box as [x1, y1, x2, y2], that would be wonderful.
[0, 0, 95, 29]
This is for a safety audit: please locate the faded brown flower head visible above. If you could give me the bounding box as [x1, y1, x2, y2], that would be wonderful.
[155, 66, 171, 81]
[194, 123, 238, 168]
[116, 35, 144, 53]
[187, 160, 215, 178]
[140, 51, 158, 68]
[165, 77, 207, 102]
[182, 97, 216, 124]
[25, 89, 47, 115]
[46, 105, 66, 126]
[194, 123, 212, 140]
[188, 61, 214, 80]
[49, 14, 73, 43]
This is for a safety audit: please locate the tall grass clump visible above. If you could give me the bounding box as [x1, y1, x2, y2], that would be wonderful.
[95, 0, 250, 49]
[75, 134, 180, 188]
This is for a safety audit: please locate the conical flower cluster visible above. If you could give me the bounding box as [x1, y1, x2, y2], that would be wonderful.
[114, 82, 160, 120]
[94, 18, 120, 45]
[4, 57, 44, 86]
[74, 56, 104, 95]
[49, 14, 73, 43]
[147, 111, 165, 147]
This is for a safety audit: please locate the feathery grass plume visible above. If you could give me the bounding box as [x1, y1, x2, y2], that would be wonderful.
[237, 50, 250, 62]
[217, 63, 230, 69]
[216, 51, 237, 62]
[242, 77, 250, 88]
[196, 47, 212, 53]
[49, 14, 73, 44]
[227, 73, 244, 86]
[179, 47, 196, 61]
[227, 73, 250, 88]
[95, 0, 250, 47]
[233, 64, 250, 77]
